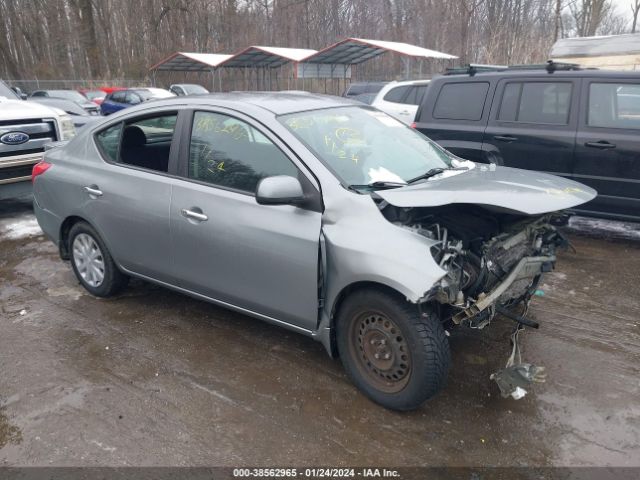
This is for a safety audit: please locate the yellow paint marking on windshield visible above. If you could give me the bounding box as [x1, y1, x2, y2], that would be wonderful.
[286, 117, 314, 130]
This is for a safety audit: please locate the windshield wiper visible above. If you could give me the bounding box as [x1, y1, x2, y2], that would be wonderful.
[407, 166, 469, 184]
[348, 180, 407, 191]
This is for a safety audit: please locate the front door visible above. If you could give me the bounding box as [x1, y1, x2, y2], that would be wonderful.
[483, 78, 579, 176]
[573, 78, 640, 220]
[170, 109, 322, 330]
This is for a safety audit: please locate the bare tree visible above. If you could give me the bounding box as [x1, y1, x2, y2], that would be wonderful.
[0, 0, 630, 83]
[632, 0, 640, 32]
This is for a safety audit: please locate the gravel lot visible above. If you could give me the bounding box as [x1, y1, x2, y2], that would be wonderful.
[1, 198, 639, 468]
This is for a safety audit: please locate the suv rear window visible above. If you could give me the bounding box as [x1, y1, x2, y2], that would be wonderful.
[433, 82, 489, 121]
[383, 86, 410, 103]
[498, 82, 572, 125]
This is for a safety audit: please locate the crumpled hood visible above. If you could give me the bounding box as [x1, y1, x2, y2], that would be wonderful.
[376, 165, 597, 215]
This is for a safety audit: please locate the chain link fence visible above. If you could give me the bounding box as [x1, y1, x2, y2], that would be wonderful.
[3, 79, 150, 94]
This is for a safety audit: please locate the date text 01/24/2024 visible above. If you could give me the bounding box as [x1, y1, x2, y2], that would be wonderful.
[232, 468, 400, 478]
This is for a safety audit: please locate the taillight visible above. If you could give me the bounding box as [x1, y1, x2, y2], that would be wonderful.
[410, 122, 417, 129]
[32, 161, 52, 183]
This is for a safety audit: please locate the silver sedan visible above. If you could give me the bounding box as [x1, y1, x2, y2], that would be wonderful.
[33, 92, 596, 410]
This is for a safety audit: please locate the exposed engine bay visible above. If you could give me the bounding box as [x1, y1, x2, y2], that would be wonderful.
[379, 202, 568, 398]
[381, 203, 567, 319]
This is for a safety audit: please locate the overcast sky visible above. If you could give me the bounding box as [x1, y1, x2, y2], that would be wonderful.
[611, 0, 635, 21]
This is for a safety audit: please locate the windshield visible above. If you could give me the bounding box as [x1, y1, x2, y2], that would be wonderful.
[183, 84, 208, 95]
[280, 106, 452, 187]
[49, 90, 87, 102]
[134, 89, 154, 101]
[84, 90, 105, 100]
[0, 81, 19, 99]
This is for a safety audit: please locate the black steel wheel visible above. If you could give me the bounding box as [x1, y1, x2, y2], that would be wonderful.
[336, 288, 450, 411]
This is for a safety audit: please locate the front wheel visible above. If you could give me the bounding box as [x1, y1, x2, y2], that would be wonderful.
[336, 289, 450, 411]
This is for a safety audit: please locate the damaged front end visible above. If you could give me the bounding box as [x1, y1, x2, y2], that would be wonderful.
[380, 202, 569, 398]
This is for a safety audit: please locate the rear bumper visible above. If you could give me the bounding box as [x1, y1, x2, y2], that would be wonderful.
[33, 200, 62, 247]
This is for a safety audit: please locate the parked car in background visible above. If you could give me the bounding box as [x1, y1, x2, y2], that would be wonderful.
[28, 97, 101, 129]
[370, 80, 430, 125]
[100, 88, 175, 115]
[169, 84, 209, 96]
[350, 92, 377, 105]
[80, 89, 107, 105]
[32, 92, 595, 410]
[145, 87, 176, 99]
[10, 85, 27, 99]
[414, 62, 640, 221]
[98, 87, 126, 95]
[30, 89, 100, 116]
[0, 80, 75, 200]
[343, 81, 387, 99]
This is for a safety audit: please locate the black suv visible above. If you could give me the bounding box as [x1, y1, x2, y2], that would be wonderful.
[414, 63, 640, 221]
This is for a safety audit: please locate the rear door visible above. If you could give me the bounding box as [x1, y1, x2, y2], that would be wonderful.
[483, 77, 579, 176]
[170, 108, 322, 331]
[414, 80, 493, 162]
[573, 78, 640, 220]
[87, 109, 184, 282]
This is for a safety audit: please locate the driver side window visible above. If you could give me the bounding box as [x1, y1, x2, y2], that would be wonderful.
[188, 111, 298, 194]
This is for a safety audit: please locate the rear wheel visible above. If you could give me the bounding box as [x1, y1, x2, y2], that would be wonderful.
[69, 222, 128, 297]
[336, 289, 450, 411]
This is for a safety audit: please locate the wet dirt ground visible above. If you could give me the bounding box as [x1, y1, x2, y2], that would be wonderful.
[0, 199, 639, 467]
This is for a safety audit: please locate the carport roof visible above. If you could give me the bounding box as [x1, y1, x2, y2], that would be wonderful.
[302, 38, 458, 64]
[149, 52, 233, 71]
[217, 46, 318, 68]
[551, 33, 640, 58]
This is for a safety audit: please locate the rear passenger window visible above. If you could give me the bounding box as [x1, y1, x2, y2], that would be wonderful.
[95, 123, 122, 162]
[433, 82, 489, 121]
[498, 82, 572, 124]
[589, 83, 640, 129]
[188, 111, 298, 194]
[117, 113, 177, 172]
[383, 86, 410, 103]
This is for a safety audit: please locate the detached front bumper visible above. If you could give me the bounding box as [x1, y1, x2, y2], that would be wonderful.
[452, 255, 555, 324]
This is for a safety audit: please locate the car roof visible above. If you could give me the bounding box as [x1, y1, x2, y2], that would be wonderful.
[141, 91, 359, 115]
[385, 79, 431, 86]
[436, 69, 640, 80]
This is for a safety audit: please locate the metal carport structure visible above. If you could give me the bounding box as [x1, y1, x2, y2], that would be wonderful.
[215, 46, 318, 91]
[296, 38, 457, 88]
[149, 52, 233, 91]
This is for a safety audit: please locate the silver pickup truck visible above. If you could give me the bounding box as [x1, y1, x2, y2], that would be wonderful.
[0, 80, 76, 200]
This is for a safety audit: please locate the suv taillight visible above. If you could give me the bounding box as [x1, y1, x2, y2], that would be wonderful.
[32, 161, 51, 183]
[410, 122, 417, 129]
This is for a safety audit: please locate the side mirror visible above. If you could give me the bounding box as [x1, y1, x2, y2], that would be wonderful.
[256, 175, 305, 206]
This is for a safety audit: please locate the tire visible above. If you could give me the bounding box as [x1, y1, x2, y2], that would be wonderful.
[336, 289, 450, 411]
[68, 221, 128, 297]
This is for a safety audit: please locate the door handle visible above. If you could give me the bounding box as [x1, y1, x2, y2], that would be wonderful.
[83, 185, 103, 197]
[494, 135, 517, 142]
[585, 141, 616, 150]
[181, 208, 208, 222]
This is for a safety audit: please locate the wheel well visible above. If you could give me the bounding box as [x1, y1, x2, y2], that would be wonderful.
[331, 281, 408, 324]
[59, 216, 86, 260]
